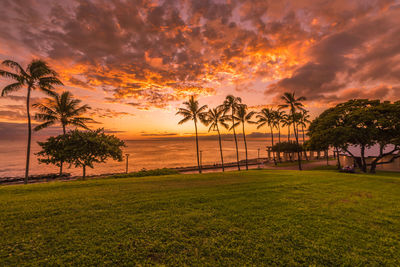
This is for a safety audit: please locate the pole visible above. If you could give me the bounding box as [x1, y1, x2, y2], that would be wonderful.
[258, 148, 260, 168]
[125, 154, 130, 173]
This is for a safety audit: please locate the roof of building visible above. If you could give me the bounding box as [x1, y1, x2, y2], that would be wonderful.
[340, 144, 398, 158]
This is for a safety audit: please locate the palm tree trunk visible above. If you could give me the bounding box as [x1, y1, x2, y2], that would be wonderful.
[232, 112, 240, 171]
[293, 119, 302, 170]
[301, 124, 308, 161]
[287, 125, 292, 161]
[270, 127, 276, 165]
[242, 121, 248, 170]
[194, 120, 202, 174]
[60, 124, 66, 176]
[217, 126, 224, 172]
[278, 125, 281, 162]
[25, 86, 32, 184]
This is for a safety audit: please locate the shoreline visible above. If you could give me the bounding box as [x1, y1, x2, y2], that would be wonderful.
[0, 157, 334, 185]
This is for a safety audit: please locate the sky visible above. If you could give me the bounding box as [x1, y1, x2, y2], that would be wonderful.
[0, 0, 400, 139]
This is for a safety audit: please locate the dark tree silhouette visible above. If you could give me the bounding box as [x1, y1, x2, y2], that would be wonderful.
[33, 91, 93, 175]
[222, 95, 242, 171]
[279, 92, 306, 170]
[0, 59, 62, 183]
[202, 106, 229, 171]
[176, 96, 207, 173]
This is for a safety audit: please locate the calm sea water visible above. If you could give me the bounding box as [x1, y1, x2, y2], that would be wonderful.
[0, 138, 271, 177]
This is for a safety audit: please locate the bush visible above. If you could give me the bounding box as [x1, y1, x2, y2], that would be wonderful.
[110, 168, 180, 179]
[272, 141, 304, 153]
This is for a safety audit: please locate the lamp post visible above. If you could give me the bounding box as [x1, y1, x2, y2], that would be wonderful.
[125, 153, 130, 174]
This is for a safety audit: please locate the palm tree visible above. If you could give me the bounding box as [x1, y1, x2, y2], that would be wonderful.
[275, 110, 285, 144]
[233, 104, 255, 170]
[34, 91, 92, 134]
[176, 96, 207, 173]
[33, 91, 93, 175]
[274, 109, 285, 162]
[279, 92, 306, 170]
[282, 114, 292, 142]
[202, 106, 229, 171]
[256, 108, 277, 165]
[222, 95, 242, 171]
[299, 109, 310, 144]
[0, 59, 62, 184]
[299, 109, 311, 160]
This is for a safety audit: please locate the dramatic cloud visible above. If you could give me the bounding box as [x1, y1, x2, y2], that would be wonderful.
[1, 0, 400, 137]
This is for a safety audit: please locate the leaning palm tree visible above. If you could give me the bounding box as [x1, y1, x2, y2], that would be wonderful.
[279, 92, 306, 170]
[33, 91, 93, 175]
[0, 59, 63, 184]
[202, 106, 229, 171]
[233, 104, 255, 170]
[222, 95, 242, 171]
[176, 96, 208, 173]
[256, 108, 277, 165]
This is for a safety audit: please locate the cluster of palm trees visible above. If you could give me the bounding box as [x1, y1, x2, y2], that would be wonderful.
[176, 92, 309, 173]
[0, 59, 92, 183]
[0, 58, 310, 182]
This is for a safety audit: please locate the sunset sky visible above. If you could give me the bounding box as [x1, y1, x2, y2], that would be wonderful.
[1, 0, 400, 139]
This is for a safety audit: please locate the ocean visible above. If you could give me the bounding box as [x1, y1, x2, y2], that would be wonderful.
[0, 137, 272, 177]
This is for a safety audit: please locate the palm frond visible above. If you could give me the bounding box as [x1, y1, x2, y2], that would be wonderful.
[257, 121, 266, 129]
[1, 82, 23, 96]
[0, 69, 23, 82]
[34, 113, 57, 121]
[2, 60, 28, 76]
[34, 121, 55, 131]
[178, 116, 192, 125]
[28, 60, 58, 79]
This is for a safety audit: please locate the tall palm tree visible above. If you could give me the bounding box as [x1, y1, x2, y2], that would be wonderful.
[202, 106, 229, 171]
[222, 95, 242, 171]
[176, 96, 207, 173]
[282, 113, 292, 142]
[233, 104, 255, 170]
[274, 109, 285, 162]
[275, 110, 285, 144]
[256, 108, 277, 165]
[299, 109, 311, 160]
[0, 59, 62, 184]
[279, 92, 306, 170]
[299, 109, 310, 144]
[33, 91, 93, 175]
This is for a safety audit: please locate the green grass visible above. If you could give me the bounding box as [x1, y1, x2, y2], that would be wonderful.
[1, 170, 400, 266]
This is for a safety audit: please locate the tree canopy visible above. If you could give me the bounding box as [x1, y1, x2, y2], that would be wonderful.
[37, 129, 125, 178]
[308, 99, 400, 173]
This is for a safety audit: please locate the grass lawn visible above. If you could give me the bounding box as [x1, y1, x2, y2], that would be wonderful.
[1, 170, 400, 266]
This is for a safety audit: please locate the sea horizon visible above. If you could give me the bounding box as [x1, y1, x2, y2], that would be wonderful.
[0, 137, 281, 178]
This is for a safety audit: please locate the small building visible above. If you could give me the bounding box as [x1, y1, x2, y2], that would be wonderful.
[339, 144, 400, 171]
